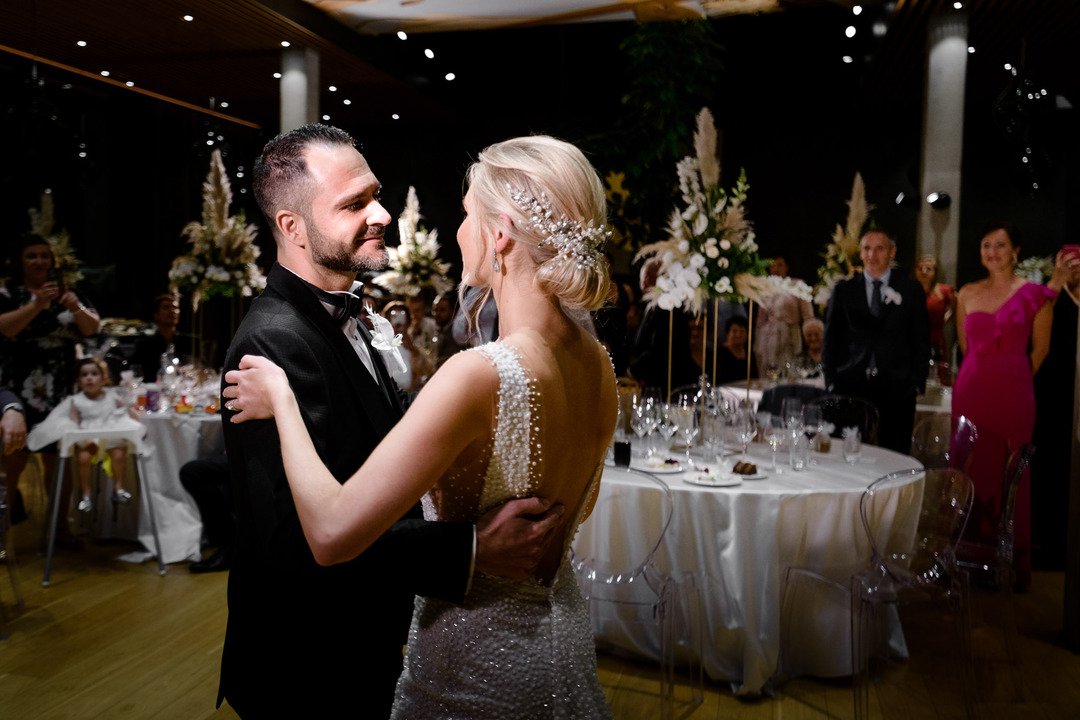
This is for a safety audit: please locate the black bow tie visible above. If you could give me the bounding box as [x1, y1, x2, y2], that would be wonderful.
[308, 282, 366, 325]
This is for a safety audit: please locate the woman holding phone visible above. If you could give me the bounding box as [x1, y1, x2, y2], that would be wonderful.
[0, 233, 100, 537]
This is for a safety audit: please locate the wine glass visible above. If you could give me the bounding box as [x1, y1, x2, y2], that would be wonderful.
[781, 397, 803, 430]
[734, 406, 757, 461]
[762, 413, 785, 473]
[703, 409, 727, 466]
[656, 403, 680, 460]
[673, 393, 699, 465]
[630, 397, 657, 460]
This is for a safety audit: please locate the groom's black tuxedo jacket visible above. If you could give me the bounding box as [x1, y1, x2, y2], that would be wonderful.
[823, 271, 930, 395]
[217, 263, 473, 717]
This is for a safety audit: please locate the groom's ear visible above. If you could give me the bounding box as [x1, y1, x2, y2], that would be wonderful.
[276, 210, 307, 249]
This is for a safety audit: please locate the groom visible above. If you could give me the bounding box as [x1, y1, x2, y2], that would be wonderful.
[823, 229, 930, 454]
[218, 124, 564, 717]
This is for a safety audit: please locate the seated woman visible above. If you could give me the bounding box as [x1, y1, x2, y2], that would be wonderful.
[716, 316, 758, 384]
[225, 135, 616, 718]
[796, 317, 824, 378]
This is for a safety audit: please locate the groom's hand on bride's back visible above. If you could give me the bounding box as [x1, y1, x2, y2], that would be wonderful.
[474, 497, 564, 580]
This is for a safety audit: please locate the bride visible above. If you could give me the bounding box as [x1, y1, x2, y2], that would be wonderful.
[224, 136, 617, 718]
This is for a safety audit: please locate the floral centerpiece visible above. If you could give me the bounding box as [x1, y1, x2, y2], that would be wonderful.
[27, 193, 83, 287]
[373, 186, 454, 297]
[635, 107, 810, 397]
[635, 108, 773, 314]
[813, 172, 872, 310]
[169, 149, 265, 310]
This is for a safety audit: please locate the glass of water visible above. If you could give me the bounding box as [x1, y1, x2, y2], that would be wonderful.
[843, 429, 862, 465]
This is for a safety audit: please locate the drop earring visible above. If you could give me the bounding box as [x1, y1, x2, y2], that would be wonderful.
[492, 249, 500, 273]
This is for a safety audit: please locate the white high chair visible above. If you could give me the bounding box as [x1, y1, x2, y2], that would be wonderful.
[42, 428, 165, 585]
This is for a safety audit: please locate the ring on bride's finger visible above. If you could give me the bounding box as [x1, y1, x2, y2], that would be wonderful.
[226, 400, 236, 411]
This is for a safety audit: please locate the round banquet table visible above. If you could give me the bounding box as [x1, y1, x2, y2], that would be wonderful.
[571, 440, 924, 696]
[120, 411, 223, 564]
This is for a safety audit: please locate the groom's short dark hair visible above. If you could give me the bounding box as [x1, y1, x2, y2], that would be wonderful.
[252, 123, 356, 232]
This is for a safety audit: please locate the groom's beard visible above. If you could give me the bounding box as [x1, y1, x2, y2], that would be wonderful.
[308, 218, 389, 273]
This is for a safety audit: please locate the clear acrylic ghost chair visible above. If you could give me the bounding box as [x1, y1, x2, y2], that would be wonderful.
[851, 467, 976, 719]
[955, 443, 1034, 704]
[43, 428, 165, 585]
[910, 413, 978, 472]
[808, 394, 881, 446]
[0, 440, 27, 640]
[757, 384, 826, 416]
[570, 468, 703, 720]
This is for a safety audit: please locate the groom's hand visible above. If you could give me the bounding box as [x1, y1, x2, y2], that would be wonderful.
[474, 497, 564, 580]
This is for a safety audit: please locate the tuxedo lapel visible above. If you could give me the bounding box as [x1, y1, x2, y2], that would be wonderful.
[267, 265, 402, 432]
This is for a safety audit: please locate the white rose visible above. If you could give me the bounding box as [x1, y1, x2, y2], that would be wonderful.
[719, 257, 730, 268]
[706, 246, 719, 259]
[720, 239, 731, 251]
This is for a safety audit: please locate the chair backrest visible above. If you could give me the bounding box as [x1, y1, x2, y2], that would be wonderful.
[758, 384, 826, 415]
[809, 394, 880, 446]
[960, 423, 1011, 547]
[570, 468, 675, 591]
[860, 467, 974, 588]
[911, 413, 972, 470]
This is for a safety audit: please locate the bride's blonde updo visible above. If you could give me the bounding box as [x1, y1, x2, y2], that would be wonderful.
[464, 135, 610, 313]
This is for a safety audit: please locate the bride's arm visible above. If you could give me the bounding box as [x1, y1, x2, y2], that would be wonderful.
[225, 352, 490, 566]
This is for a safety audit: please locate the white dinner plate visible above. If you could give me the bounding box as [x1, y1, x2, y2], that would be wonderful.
[629, 459, 684, 474]
[683, 472, 742, 488]
[736, 471, 769, 481]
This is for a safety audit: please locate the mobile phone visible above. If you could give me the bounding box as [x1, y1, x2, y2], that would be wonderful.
[1063, 244, 1080, 263]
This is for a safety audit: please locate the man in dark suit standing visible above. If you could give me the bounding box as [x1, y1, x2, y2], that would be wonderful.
[218, 124, 563, 717]
[823, 229, 930, 454]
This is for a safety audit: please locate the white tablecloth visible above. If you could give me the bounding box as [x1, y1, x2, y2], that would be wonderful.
[572, 441, 923, 695]
[128, 412, 223, 563]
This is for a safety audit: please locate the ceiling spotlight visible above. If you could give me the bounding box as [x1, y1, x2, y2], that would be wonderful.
[445, 73, 456, 81]
[220, 102, 229, 108]
[967, 46, 975, 54]
[872, 21, 887, 37]
[206, 140, 214, 146]
[329, 85, 337, 92]
[125, 81, 134, 87]
[183, 15, 194, 22]
[397, 31, 407, 40]
[273, 72, 282, 79]
[392, 113, 400, 120]
[77, 40, 87, 47]
[1004, 63, 1012, 71]
[842, 55, 853, 64]
[895, 191, 918, 209]
[953, 1, 962, 8]
[424, 48, 434, 59]
[845, 26, 856, 38]
[343, 99, 352, 105]
[925, 192, 951, 209]
[853, 5, 862, 15]
[100, 70, 110, 77]
[79, 152, 87, 158]
[281, 41, 291, 48]
[322, 114, 330, 121]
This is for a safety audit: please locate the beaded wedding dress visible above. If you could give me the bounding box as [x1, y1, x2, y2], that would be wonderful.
[390, 342, 612, 719]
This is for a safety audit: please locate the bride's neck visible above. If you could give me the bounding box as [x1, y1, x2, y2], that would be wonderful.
[490, 273, 568, 339]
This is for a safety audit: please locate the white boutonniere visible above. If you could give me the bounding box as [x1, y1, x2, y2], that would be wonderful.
[883, 286, 903, 306]
[364, 306, 409, 374]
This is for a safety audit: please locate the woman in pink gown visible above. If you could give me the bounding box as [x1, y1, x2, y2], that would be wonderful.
[953, 222, 1056, 587]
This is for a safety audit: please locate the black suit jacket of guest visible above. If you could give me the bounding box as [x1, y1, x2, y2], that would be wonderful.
[217, 263, 474, 718]
[823, 272, 931, 396]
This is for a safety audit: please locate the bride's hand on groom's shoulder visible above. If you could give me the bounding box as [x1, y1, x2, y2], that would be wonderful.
[223, 355, 292, 423]
[474, 497, 565, 580]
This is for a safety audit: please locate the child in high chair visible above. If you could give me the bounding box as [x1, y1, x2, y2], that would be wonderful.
[28, 357, 143, 512]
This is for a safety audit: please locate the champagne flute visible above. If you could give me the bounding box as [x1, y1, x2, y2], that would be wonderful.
[781, 397, 803, 430]
[630, 397, 656, 460]
[735, 406, 757, 461]
[673, 393, 699, 465]
[656, 403, 680, 461]
[763, 413, 785, 473]
[802, 405, 823, 460]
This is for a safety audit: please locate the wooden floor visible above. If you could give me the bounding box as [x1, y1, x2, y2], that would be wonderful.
[2, 476, 1078, 719]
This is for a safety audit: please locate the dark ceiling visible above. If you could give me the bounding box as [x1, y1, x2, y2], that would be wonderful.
[2, 0, 1077, 135]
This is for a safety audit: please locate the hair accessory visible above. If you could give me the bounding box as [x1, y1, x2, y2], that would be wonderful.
[508, 185, 609, 270]
[492, 249, 500, 273]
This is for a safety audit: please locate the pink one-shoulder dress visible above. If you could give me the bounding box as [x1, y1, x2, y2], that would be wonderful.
[952, 282, 1057, 585]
